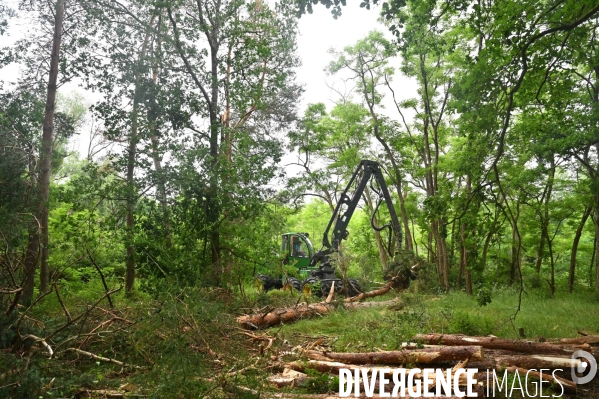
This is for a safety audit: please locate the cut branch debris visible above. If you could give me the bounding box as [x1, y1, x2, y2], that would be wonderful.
[67, 348, 145, 369]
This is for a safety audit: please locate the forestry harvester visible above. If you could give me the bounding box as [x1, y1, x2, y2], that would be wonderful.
[258, 160, 415, 297]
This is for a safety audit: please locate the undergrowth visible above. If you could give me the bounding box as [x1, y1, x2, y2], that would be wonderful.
[2, 278, 598, 398]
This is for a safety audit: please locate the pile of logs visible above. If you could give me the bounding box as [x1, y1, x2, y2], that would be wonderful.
[265, 333, 599, 398]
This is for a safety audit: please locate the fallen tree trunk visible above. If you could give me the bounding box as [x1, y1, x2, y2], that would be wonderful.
[343, 279, 396, 302]
[306, 346, 484, 365]
[237, 294, 401, 330]
[414, 333, 587, 355]
[506, 366, 576, 394]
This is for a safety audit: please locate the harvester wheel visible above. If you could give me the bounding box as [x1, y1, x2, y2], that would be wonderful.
[318, 280, 334, 297]
[285, 277, 302, 291]
[344, 278, 363, 297]
[258, 274, 283, 292]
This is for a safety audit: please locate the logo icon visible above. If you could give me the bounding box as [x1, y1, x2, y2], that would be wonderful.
[571, 350, 597, 384]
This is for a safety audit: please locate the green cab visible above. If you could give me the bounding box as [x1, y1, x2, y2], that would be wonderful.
[281, 232, 316, 279]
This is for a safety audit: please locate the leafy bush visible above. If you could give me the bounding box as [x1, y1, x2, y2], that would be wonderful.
[304, 367, 338, 394]
[476, 285, 493, 306]
[449, 310, 495, 336]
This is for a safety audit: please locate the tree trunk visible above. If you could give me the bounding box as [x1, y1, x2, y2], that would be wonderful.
[569, 207, 591, 293]
[463, 176, 474, 298]
[399, 186, 413, 250]
[459, 221, 473, 295]
[595, 204, 599, 296]
[125, 17, 155, 295]
[149, 126, 171, 246]
[535, 230, 546, 273]
[21, 228, 39, 304]
[38, 0, 65, 292]
[148, 16, 171, 247]
[207, 28, 222, 286]
[509, 202, 521, 285]
[370, 115, 412, 251]
[546, 226, 556, 298]
[167, 6, 222, 285]
[410, 217, 419, 257]
[433, 220, 449, 291]
[536, 160, 555, 273]
[591, 230, 597, 288]
[22, 147, 40, 304]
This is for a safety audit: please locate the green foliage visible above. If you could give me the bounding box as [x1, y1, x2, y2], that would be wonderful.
[449, 310, 495, 336]
[476, 285, 493, 307]
[303, 367, 339, 394]
[3, 0, 599, 396]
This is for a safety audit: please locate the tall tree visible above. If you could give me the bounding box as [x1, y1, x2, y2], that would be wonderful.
[38, 0, 66, 292]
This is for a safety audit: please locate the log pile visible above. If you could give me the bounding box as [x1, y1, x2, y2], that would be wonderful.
[262, 333, 599, 397]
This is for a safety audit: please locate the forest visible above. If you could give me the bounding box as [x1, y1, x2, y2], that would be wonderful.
[1, 0, 599, 397]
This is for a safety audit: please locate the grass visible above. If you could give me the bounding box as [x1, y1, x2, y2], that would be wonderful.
[277, 284, 599, 353]
[1, 284, 257, 399]
[3, 278, 598, 398]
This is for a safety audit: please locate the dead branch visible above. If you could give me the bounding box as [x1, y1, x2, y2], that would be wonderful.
[20, 334, 53, 357]
[86, 247, 114, 308]
[53, 281, 71, 322]
[0, 287, 23, 295]
[67, 348, 145, 369]
[46, 286, 122, 342]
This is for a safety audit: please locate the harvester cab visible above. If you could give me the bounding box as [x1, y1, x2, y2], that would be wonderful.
[281, 233, 315, 278]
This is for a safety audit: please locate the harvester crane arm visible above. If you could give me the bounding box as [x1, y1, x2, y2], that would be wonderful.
[309, 159, 402, 267]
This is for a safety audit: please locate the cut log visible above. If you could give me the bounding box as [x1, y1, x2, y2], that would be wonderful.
[306, 346, 484, 365]
[414, 333, 586, 355]
[468, 354, 585, 371]
[237, 296, 401, 330]
[286, 360, 394, 375]
[551, 335, 599, 345]
[506, 366, 576, 394]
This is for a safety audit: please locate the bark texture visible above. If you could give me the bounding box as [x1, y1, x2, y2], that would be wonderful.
[306, 346, 484, 365]
[39, 0, 66, 292]
[414, 333, 586, 355]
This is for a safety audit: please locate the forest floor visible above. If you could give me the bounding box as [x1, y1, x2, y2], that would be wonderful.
[2, 281, 599, 398]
